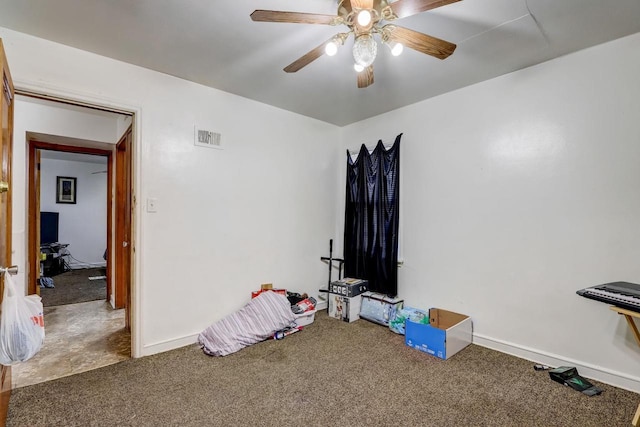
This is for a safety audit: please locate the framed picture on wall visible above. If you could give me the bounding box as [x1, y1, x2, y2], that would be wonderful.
[56, 176, 77, 204]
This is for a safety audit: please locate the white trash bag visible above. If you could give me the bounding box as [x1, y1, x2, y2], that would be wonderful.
[0, 274, 45, 365]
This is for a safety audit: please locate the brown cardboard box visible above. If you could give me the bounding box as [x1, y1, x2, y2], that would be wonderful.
[251, 289, 285, 299]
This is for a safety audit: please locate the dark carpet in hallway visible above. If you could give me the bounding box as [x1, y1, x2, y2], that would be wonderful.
[40, 267, 107, 307]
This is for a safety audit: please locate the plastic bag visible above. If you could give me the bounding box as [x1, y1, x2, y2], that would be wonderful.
[389, 306, 429, 335]
[0, 274, 45, 365]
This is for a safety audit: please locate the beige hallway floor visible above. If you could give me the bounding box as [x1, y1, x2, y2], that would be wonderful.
[11, 300, 130, 388]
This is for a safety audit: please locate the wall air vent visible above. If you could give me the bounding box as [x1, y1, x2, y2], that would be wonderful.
[194, 126, 222, 150]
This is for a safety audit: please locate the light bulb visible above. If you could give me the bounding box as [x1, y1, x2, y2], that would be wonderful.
[352, 34, 377, 67]
[390, 42, 403, 56]
[354, 64, 364, 72]
[357, 10, 372, 27]
[325, 41, 338, 57]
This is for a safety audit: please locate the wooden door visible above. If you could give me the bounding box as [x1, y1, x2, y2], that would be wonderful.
[115, 126, 132, 327]
[0, 38, 15, 426]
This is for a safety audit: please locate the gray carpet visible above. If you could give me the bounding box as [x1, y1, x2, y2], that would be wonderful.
[39, 268, 107, 307]
[7, 311, 639, 426]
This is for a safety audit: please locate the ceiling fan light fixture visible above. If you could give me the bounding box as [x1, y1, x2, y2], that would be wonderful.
[250, 0, 459, 88]
[352, 34, 377, 67]
[357, 10, 372, 27]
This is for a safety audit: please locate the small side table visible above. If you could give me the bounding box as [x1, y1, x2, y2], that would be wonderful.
[609, 306, 640, 426]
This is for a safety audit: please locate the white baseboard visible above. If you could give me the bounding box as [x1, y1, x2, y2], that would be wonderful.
[473, 333, 640, 393]
[315, 299, 328, 311]
[141, 333, 200, 357]
[69, 262, 106, 269]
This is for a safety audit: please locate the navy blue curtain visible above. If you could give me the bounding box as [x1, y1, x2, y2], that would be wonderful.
[343, 134, 401, 296]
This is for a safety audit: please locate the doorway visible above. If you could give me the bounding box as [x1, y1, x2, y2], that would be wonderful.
[15, 94, 135, 387]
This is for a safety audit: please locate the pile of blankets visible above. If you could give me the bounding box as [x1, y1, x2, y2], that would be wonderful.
[197, 291, 296, 357]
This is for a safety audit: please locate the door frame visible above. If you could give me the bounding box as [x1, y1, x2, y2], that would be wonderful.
[27, 140, 113, 298]
[16, 85, 141, 358]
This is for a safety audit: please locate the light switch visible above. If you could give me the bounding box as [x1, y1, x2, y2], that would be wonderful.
[146, 197, 158, 213]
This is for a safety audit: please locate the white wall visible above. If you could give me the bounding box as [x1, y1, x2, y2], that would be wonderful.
[338, 32, 640, 392]
[40, 157, 108, 267]
[0, 27, 340, 357]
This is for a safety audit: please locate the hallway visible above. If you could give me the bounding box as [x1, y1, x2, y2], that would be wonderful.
[11, 300, 130, 388]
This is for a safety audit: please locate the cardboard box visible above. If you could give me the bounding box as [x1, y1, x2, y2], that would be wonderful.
[328, 294, 362, 323]
[329, 278, 368, 298]
[251, 289, 286, 299]
[405, 308, 472, 359]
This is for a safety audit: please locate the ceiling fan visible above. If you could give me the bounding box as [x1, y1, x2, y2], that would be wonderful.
[251, 0, 461, 88]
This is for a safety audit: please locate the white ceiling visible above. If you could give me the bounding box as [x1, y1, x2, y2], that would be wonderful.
[1, 0, 639, 126]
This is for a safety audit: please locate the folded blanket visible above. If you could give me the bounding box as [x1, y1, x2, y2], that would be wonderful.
[197, 291, 296, 356]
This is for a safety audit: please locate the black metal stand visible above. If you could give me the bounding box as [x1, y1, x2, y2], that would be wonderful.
[319, 239, 344, 294]
[40, 243, 70, 277]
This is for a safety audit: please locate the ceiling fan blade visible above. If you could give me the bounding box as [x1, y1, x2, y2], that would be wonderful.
[251, 10, 337, 25]
[284, 39, 333, 73]
[357, 65, 374, 88]
[351, 0, 374, 9]
[390, 0, 462, 19]
[387, 25, 456, 59]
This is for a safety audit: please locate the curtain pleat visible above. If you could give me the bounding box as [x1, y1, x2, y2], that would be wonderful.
[343, 134, 401, 296]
